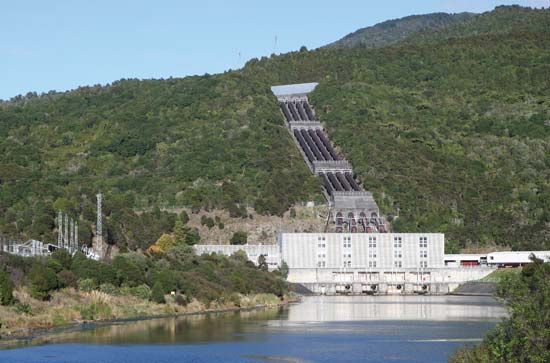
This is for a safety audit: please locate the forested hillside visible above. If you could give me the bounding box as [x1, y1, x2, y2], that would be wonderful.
[0, 6, 548, 251]
[327, 12, 475, 49]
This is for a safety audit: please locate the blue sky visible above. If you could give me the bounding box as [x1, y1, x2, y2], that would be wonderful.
[0, 0, 546, 100]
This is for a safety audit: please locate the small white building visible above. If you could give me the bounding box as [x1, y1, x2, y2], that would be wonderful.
[486, 251, 550, 266]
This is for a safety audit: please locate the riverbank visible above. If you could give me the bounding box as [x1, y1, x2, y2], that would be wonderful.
[0, 287, 296, 345]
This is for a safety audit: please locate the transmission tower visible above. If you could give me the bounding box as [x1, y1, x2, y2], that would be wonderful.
[96, 193, 103, 259]
[64, 214, 69, 250]
[74, 221, 78, 253]
[70, 219, 74, 253]
[57, 211, 63, 246]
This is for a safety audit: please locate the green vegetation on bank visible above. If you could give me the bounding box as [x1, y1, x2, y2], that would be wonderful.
[0, 239, 289, 335]
[0, 6, 548, 252]
[451, 257, 550, 363]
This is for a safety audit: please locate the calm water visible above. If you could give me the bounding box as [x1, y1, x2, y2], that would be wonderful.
[0, 296, 506, 363]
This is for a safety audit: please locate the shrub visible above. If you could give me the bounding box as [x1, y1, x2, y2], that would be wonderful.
[71, 252, 117, 285]
[51, 249, 73, 270]
[121, 284, 151, 300]
[153, 269, 178, 293]
[200, 216, 215, 229]
[57, 270, 78, 288]
[79, 301, 112, 321]
[29, 265, 58, 300]
[0, 270, 14, 305]
[99, 283, 119, 295]
[289, 208, 296, 218]
[230, 231, 248, 245]
[175, 294, 188, 306]
[14, 302, 32, 314]
[258, 254, 268, 271]
[151, 281, 165, 304]
[113, 255, 145, 287]
[78, 278, 98, 292]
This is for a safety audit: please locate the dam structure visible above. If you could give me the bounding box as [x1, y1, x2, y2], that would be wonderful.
[271, 82, 387, 233]
[196, 82, 550, 295]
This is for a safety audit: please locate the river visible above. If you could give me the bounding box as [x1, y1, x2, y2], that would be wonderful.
[0, 295, 506, 363]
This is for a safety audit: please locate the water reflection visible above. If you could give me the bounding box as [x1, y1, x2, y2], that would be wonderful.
[1, 297, 508, 363]
[284, 296, 507, 322]
[36, 308, 281, 346]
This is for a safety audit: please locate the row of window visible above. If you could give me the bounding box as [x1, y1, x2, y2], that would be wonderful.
[317, 236, 429, 249]
[317, 251, 426, 259]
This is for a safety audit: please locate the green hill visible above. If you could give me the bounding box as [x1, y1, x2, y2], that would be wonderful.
[327, 12, 475, 49]
[0, 6, 548, 252]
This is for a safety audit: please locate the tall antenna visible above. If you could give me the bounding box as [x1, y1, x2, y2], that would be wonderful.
[57, 211, 63, 246]
[96, 193, 103, 259]
[274, 35, 278, 54]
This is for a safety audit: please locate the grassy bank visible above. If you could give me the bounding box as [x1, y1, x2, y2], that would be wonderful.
[0, 287, 285, 339]
[0, 240, 291, 340]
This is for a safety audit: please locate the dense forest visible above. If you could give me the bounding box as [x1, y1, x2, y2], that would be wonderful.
[0, 6, 548, 251]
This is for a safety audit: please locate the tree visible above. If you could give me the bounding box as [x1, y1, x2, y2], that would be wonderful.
[230, 231, 248, 245]
[180, 211, 190, 224]
[148, 233, 176, 254]
[29, 265, 58, 300]
[0, 270, 14, 305]
[51, 249, 73, 270]
[151, 281, 165, 304]
[279, 261, 289, 279]
[258, 254, 268, 271]
[113, 255, 145, 287]
[173, 218, 187, 245]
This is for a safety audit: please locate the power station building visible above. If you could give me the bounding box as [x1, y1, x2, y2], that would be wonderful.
[196, 82, 548, 295]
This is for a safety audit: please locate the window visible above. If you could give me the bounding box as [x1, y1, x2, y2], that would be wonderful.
[317, 243, 326, 248]
[368, 236, 377, 248]
[369, 261, 377, 268]
[419, 237, 428, 248]
[394, 250, 402, 258]
[318, 253, 326, 259]
[317, 261, 326, 267]
[343, 236, 352, 248]
[342, 253, 352, 268]
[368, 251, 377, 259]
[393, 236, 402, 248]
[420, 261, 428, 268]
[394, 261, 402, 268]
[420, 251, 428, 258]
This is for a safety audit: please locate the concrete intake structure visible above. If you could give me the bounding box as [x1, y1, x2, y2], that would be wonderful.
[271, 82, 387, 233]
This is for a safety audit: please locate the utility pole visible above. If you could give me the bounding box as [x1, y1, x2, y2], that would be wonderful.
[96, 193, 103, 259]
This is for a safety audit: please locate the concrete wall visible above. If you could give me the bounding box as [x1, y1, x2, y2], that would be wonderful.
[288, 267, 495, 295]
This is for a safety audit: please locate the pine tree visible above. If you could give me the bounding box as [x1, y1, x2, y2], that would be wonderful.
[173, 217, 187, 245]
[0, 270, 14, 306]
[151, 281, 165, 304]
